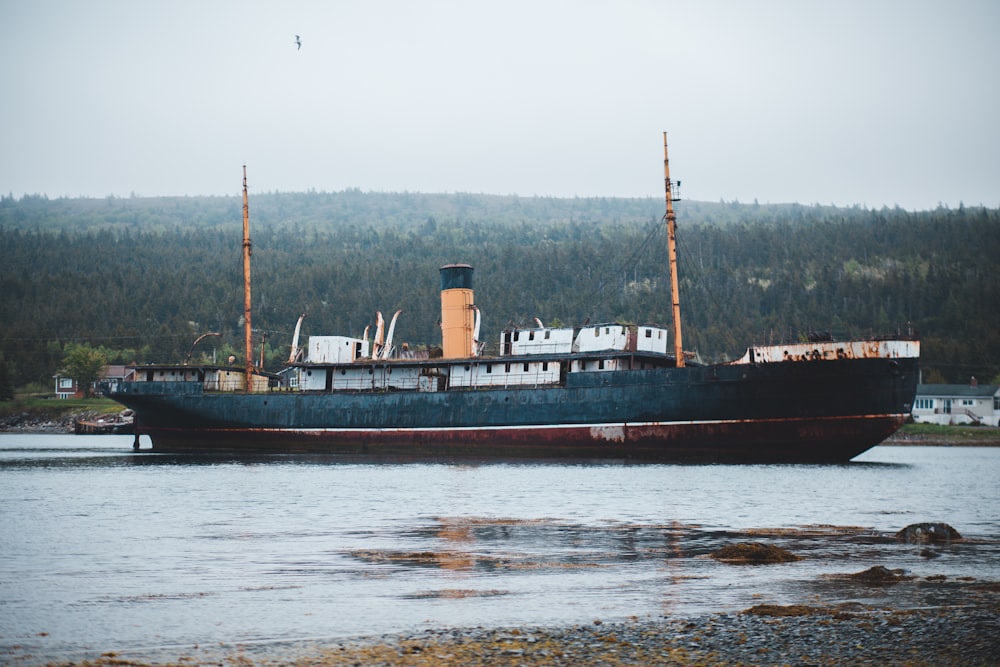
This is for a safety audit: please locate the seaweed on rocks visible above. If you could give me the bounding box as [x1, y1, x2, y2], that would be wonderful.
[710, 541, 801, 564]
[845, 565, 915, 585]
[895, 522, 963, 544]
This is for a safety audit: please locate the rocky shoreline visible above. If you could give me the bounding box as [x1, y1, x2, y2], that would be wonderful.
[0, 409, 134, 434]
[0, 412, 77, 433]
[35, 599, 1000, 666]
[249, 602, 1000, 667]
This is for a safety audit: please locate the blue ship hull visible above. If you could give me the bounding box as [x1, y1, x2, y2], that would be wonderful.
[113, 353, 918, 462]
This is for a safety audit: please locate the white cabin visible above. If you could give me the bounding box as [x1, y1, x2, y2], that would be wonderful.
[449, 359, 561, 388]
[308, 336, 369, 363]
[635, 326, 669, 354]
[575, 324, 630, 353]
[501, 324, 671, 357]
[502, 328, 574, 355]
[130, 365, 262, 391]
[298, 364, 424, 391]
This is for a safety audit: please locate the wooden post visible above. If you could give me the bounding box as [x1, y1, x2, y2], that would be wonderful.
[663, 132, 684, 367]
[242, 166, 254, 388]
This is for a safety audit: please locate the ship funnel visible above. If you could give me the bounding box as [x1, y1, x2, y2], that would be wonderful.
[439, 263, 475, 359]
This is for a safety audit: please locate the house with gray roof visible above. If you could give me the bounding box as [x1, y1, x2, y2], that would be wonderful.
[911, 379, 1000, 426]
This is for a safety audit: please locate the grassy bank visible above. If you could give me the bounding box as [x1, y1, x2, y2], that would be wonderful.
[0, 394, 125, 423]
[887, 422, 1000, 446]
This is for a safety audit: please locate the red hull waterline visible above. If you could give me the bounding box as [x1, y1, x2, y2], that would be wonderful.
[137, 413, 907, 462]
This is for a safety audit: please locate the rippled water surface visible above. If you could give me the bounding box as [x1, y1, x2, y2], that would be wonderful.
[2, 434, 997, 663]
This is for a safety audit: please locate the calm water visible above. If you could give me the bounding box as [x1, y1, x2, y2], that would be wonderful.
[1, 434, 997, 663]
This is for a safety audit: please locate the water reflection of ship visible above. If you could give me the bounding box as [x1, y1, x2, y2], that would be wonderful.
[660, 521, 687, 617]
[436, 518, 476, 572]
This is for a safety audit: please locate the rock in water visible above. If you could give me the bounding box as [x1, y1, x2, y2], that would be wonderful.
[710, 542, 801, 564]
[847, 565, 913, 584]
[895, 523, 962, 544]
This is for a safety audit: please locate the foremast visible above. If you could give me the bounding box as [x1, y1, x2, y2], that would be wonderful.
[663, 132, 684, 367]
[242, 166, 254, 388]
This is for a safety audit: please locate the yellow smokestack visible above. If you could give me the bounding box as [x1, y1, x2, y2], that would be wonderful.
[439, 264, 475, 359]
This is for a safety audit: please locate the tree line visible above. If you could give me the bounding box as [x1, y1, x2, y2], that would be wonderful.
[1, 191, 998, 392]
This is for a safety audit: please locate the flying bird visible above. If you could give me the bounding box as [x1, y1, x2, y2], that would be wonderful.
[294, 35, 302, 50]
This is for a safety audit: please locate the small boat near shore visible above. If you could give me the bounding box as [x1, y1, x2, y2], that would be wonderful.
[112, 136, 920, 461]
[74, 410, 135, 435]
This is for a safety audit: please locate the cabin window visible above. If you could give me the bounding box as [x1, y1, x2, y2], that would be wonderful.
[529, 331, 535, 341]
[542, 362, 549, 371]
[545, 331, 551, 339]
[513, 332, 520, 341]
[367, 368, 373, 375]
[505, 363, 511, 373]
[464, 364, 471, 371]
[645, 329, 652, 338]
[599, 360, 605, 370]
[594, 329, 600, 337]
[486, 364, 492, 373]
[340, 369, 346, 375]
[523, 363, 529, 372]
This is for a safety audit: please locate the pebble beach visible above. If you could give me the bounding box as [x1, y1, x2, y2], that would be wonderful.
[41, 600, 999, 667]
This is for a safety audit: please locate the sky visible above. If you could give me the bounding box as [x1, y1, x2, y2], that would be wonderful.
[2, 0, 998, 210]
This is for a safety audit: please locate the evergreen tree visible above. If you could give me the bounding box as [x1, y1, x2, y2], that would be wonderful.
[0, 353, 14, 400]
[61, 344, 107, 398]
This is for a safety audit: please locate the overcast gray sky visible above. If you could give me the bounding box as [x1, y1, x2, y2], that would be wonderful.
[2, 0, 998, 210]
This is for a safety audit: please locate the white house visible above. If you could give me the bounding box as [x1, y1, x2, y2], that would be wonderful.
[911, 380, 1000, 426]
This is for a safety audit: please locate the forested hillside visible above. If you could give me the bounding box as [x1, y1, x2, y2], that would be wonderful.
[1, 191, 997, 389]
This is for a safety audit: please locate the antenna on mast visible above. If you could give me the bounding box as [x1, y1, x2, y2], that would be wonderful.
[663, 132, 684, 367]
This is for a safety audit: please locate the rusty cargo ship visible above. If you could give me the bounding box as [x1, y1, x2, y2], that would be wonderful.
[111, 137, 920, 462]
